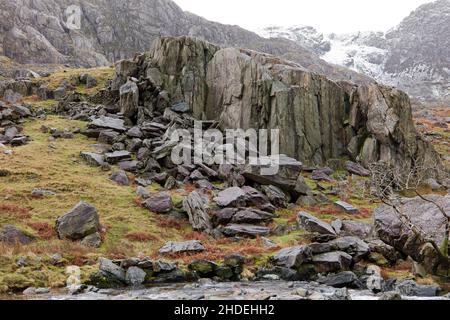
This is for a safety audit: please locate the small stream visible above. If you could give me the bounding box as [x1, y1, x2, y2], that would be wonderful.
[9, 281, 450, 301]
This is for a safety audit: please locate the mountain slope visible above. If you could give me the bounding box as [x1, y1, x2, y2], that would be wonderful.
[0, 0, 370, 85]
[257, 0, 450, 104]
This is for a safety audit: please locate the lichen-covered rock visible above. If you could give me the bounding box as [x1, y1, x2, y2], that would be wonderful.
[374, 195, 450, 274]
[0, 225, 35, 245]
[55, 202, 101, 242]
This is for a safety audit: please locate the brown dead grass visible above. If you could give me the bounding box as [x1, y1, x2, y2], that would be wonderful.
[26, 221, 56, 240]
[0, 204, 32, 220]
[124, 231, 159, 242]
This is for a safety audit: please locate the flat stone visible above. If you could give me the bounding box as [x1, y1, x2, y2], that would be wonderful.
[104, 150, 132, 164]
[159, 240, 205, 255]
[221, 224, 271, 238]
[317, 271, 362, 289]
[297, 211, 336, 235]
[334, 201, 359, 214]
[91, 116, 126, 132]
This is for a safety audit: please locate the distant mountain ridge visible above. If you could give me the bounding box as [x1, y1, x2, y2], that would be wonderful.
[257, 0, 450, 104]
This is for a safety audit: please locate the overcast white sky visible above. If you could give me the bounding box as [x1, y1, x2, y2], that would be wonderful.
[173, 0, 434, 33]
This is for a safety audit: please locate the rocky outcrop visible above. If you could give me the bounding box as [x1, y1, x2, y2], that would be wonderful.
[374, 195, 450, 275]
[111, 36, 440, 169]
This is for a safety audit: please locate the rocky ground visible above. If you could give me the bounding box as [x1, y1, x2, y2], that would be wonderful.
[0, 37, 449, 300]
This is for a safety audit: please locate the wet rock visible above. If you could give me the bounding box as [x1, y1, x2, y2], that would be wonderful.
[317, 271, 362, 289]
[273, 246, 313, 268]
[99, 258, 126, 283]
[214, 187, 247, 207]
[104, 150, 132, 164]
[188, 260, 217, 277]
[297, 212, 336, 235]
[395, 280, 440, 297]
[55, 202, 100, 242]
[0, 225, 35, 245]
[312, 251, 353, 273]
[159, 240, 205, 255]
[221, 224, 270, 238]
[110, 170, 130, 186]
[345, 161, 370, 177]
[183, 191, 213, 233]
[143, 193, 173, 214]
[125, 267, 146, 286]
[334, 201, 359, 214]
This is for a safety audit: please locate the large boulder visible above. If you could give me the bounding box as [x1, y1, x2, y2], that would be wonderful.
[119, 80, 139, 121]
[273, 246, 313, 269]
[55, 202, 101, 245]
[183, 191, 213, 233]
[374, 195, 450, 274]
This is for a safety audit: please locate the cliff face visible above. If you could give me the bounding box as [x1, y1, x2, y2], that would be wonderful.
[114, 36, 440, 169]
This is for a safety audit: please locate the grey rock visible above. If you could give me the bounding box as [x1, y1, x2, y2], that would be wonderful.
[125, 267, 146, 286]
[159, 240, 205, 255]
[221, 224, 270, 238]
[261, 185, 290, 208]
[183, 191, 213, 233]
[214, 187, 247, 207]
[0, 225, 35, 245]
[317, 271, 362, 289]
[395, 280, 440, 297]
[80, 152, 105, 167]
[99, 258, 126, 283]
[55, 202, 100, 241]
[273, 246, 313, 268]
[143, 193, 173, 214]
[110, 170, 130, 186]
[345, 161, 370, 177]
[104, 150, 132, 164]
[136, 186, 150, 199]
[334, 201, 359, 214]
[80, 232, 102, 248]
[91, 116, 126, 132]
[297, 211, 336, 235]
[312, 251, 353, 273]
[118, 160, 138, 172]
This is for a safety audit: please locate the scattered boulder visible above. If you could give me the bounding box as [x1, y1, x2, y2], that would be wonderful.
[98, 258, 126, 284]
[143, 193, 173, 213]
[297, 212, 336, 235]
[55, 202, 101, 245]
[273, 246, 312, 268]
[110, 170, 130, 186]
[120, 80, 139, 120]
[104, 150, 132, 164]
[334, 201, 359, 214]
